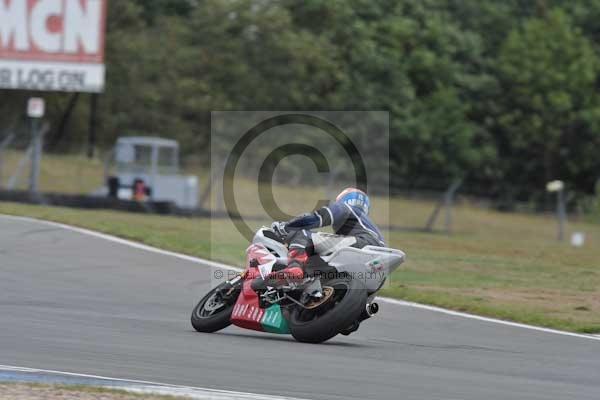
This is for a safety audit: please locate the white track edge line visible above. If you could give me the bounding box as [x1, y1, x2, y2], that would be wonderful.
[0, 214, 241, 272]
[376, 298, 600, 342]
[0, 365, 307, 400]
[2, 214, 599, 343]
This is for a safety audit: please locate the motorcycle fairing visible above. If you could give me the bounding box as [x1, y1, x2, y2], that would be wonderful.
[320, 244, 405, 292]
[230, 280, 290, 334]
[245, 244, 277, 279]
[261, 304, 290, 334]
[312, 233, 357, 256]
[230, 243, 291, 334]
[231, 279, 265, 331]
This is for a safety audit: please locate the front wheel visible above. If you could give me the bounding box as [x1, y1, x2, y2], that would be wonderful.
[289, 277, 367, 343]
[191, 282, 239, 333]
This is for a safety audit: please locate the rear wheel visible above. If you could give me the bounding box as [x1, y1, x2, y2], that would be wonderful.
[191, 282, 239, 333]
[289, 276, 367, 343]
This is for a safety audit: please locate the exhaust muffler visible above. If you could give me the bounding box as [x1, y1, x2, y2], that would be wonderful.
[365, 302, 379, 317]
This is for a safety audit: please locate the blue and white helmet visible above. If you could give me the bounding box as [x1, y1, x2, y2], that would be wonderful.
[336, 187, 370, 215]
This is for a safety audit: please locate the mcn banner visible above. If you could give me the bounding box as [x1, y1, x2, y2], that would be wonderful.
[0, 0, 107, 93]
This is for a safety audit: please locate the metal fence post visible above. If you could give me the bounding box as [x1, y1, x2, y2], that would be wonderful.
[29, 118, 42, 193]
[444, 180, 462, 233]
[557, 188, 566, 241]
[546, 180, 566, 241]
[425, 180, 462, 233]
[0, 132, 15, 187]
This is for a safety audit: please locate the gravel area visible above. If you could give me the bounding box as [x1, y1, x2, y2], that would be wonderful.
[0, 383, 184, 400]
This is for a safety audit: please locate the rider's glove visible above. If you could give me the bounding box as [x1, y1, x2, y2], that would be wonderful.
[271, 221, 288, 239]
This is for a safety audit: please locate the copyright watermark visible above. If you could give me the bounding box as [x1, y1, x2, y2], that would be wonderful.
[209, 111, 390, 287]
[210, 267, 392, 287]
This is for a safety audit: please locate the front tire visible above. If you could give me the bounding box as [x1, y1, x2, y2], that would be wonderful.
[191, 283, 238, 333]
[289, 277, 367, 343]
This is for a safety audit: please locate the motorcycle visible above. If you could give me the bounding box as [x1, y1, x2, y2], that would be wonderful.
[191, 227, 405, 343]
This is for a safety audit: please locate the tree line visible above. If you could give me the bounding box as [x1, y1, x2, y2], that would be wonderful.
[1, 0, 600, 208]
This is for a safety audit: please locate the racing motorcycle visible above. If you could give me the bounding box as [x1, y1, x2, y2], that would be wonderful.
[191, 227, 405, 343]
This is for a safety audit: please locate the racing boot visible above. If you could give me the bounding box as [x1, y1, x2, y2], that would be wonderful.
[288, 247, 327, 303]
[287, 246, 308, 270]
[251, 248, 306, 293]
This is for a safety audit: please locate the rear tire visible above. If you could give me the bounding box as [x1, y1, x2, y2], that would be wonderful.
[289, 277, 367, 343]
[191, 283, 237, 333]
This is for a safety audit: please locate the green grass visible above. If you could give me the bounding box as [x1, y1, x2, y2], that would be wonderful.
[0, 150, 105, 194]
[1, 200, 599, 334]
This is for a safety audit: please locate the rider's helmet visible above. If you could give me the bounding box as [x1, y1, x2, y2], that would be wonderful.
[336, 187, 370, 215]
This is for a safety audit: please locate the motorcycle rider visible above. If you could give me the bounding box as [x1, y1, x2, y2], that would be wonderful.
[252, 187, 385, 293]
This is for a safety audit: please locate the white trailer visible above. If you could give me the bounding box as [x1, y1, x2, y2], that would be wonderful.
[99, 136, 198, 209]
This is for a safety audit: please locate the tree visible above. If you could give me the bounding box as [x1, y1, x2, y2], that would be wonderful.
[494, 9, 600, 202]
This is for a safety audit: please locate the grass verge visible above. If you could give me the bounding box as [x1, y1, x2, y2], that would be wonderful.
[1, 200, 599, 334]
[0, 382, 185, 399]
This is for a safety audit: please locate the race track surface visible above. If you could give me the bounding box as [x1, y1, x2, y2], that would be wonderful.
[1, 216, 599, 400]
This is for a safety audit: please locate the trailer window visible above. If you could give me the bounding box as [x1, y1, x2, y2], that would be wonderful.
[158, 147, 176, 167]
[157, 147, 178, 173]
[134, 145, 153, 166]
